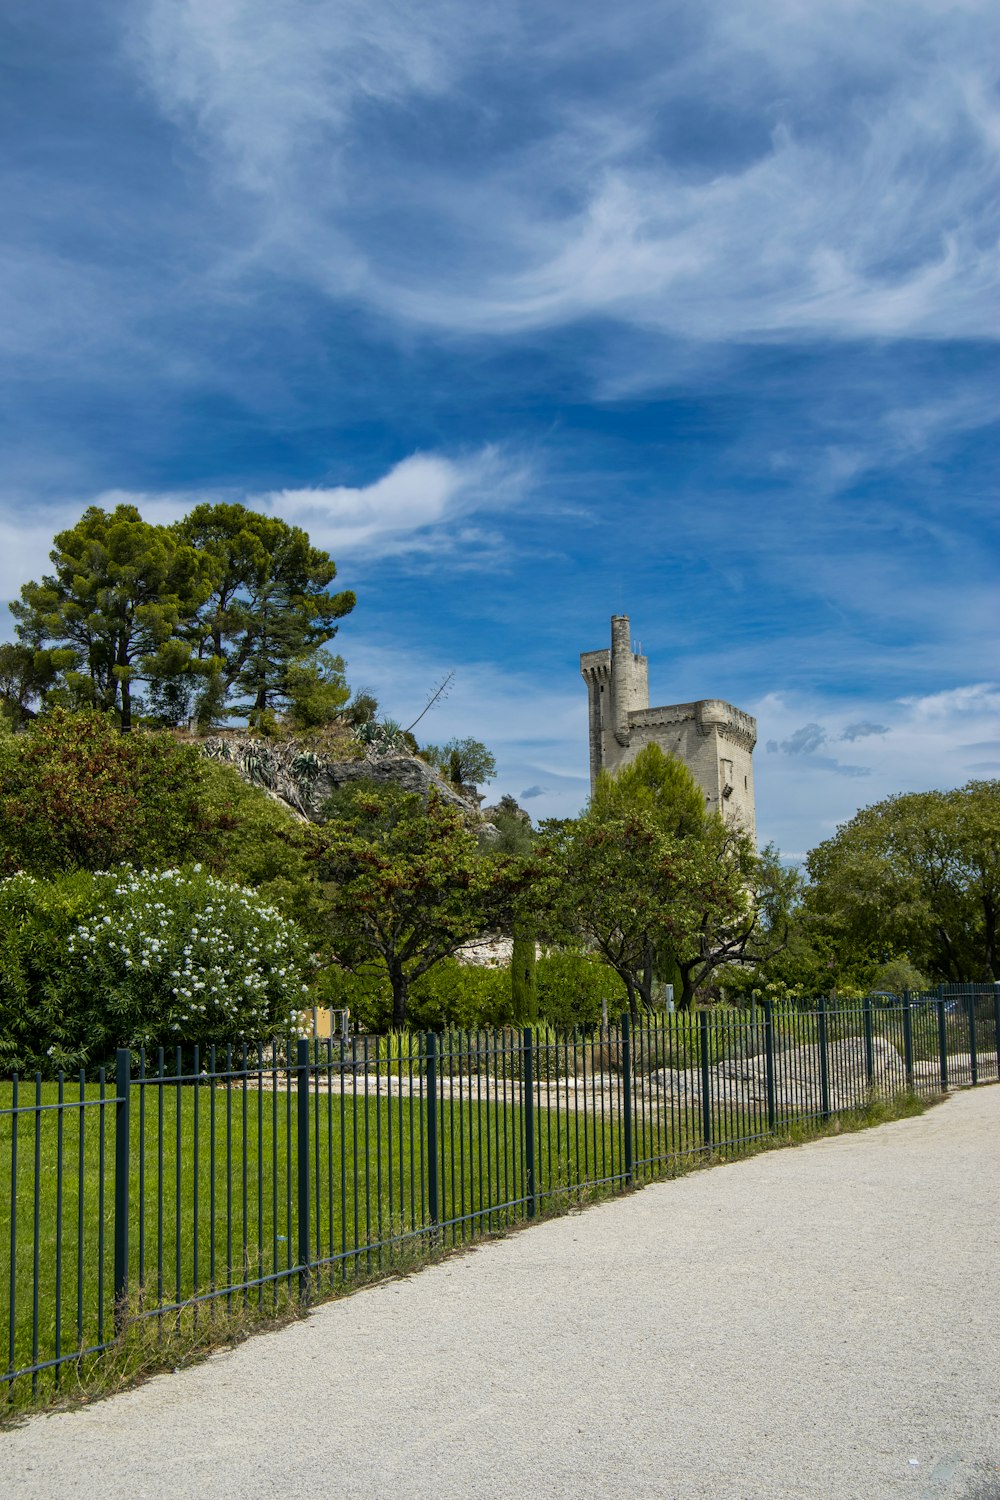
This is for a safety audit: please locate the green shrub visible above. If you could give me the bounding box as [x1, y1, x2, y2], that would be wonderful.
[317, 958, 512, 1034]
[535, 950, 627, 1028]
[0, 866, 309, 1073]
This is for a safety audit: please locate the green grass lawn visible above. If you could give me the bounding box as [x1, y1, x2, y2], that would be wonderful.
[0, 1071, 639, 1409]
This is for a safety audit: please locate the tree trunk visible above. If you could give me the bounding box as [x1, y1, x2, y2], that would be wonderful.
[638, 936, 654, 1019]
[677, 962, 698, 1012]
[622, 973, 636, 1017]
[390, 969, 407, 1029]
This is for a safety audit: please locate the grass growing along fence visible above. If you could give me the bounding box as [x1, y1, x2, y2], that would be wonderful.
[2, 986, 998, 1415]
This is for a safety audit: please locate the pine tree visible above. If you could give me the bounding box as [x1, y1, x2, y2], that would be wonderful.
[12, 505, 214, 731]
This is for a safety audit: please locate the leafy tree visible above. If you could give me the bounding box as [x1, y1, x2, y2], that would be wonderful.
[12, 504, 215, 730]
[344, 691, 378, 727]
[175, 503, 355, 724]
[590, 742, 706, 836]
[0, 710, 215, 876]
[313, 782, 525, 1027]
[0, 643, 54, 727]
[284, 650, 351, 729]
[546, 808, 702, 1013]
[804, 781, 1000, 982]
[666, 835, 797, 1008]
[427, 737, 496, 787]
[549, 747, 788, 1011]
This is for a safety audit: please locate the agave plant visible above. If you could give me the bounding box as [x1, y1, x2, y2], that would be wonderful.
[354, 717, 404, 757]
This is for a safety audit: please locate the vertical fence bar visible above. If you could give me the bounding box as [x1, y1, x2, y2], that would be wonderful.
[621, 1014, 633, 1185]
[523, 1027, 536, 1218]
[994, 986, 1000, 1083]
[295, 1039, 311, 1302]
[426, 1034, 438, 1232]
[113, 1050, 131, 1335]
[968, 994, 978, 1086]
[863, 998, 875, 1090]
[901, 990, 914, 1089]
[937, 1000, 949, 1092]
[818, 996, 831, 1121]
[8, 1075, 17, 1384]
[763, 1000, 777, 1132]
[699, 1010, 712, 1151]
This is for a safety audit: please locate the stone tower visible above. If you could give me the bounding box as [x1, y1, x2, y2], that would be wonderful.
[580, 614, 757, 840]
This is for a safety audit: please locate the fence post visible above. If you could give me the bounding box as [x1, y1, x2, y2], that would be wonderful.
[621, 1014, 634, 1185]
[968, 992, 978, 1086]
[763, 1000, 777, 1132]
[994, 985, 1000, 1084]
[863, 998, 875, 1089]
[937, 999, 949, 1092]
[699, 1010, 712, 1150]
[295, 1038, 311, 1302]
[425, 1033, 439, 1232]
[901, 989, 915, 1090]
[523, 1026, 536, 1218]
[818, 996, 831, 1121]
[114, 1049, 131, 1335]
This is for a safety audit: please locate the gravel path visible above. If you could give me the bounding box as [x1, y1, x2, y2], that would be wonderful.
[4, 1088, 998, 1500]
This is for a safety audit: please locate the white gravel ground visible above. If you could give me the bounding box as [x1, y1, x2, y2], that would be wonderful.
[3, 1087, 999, 1500]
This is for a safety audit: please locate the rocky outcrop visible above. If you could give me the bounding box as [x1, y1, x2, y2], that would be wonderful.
[201, 734, 482, 824]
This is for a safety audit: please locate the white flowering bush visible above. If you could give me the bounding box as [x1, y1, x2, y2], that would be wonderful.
[0, 866, 310, 1072]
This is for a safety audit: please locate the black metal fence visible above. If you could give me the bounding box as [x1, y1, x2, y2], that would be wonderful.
[2, 985, 998, 1406]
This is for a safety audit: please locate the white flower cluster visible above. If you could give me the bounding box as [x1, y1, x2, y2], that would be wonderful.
[65, 866, 307, 1043]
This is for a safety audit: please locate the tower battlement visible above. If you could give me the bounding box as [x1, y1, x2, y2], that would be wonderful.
[580, 615, 757, 839]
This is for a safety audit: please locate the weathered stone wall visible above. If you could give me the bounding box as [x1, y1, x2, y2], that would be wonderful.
[580, 616, 757, 840]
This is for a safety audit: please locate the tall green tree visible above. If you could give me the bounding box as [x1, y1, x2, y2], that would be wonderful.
[805, 781, 1000, 982]
[550, 746, 785, 1011]
[589, 742, 706, 836]
[12, 504, 214, 730]
[314, 782, 525, 1027]
[175, 503, 355, 724]
[546, 807, 708, 1013]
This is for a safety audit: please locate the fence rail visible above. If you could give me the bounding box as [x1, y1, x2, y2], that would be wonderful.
[2, 985, 998, 1407]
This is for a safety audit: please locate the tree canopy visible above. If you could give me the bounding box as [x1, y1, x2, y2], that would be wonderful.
[313, 782, 529, 1026]
[10, 500, 355, 731]
[176, 502, 355, 725]
[12, 505, 216, 731]
[546, 746, 788, 1010]
[804, 781, 1000, 983]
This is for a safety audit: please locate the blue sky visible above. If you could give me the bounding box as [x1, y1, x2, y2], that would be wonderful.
[2, 0, 999, 858]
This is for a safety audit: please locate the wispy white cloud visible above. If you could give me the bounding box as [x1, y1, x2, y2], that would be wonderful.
[898, 684, 1000, 721]
[259, 448, 525, 559]
[131, 0, 1000, 345]
[0, 447, 532, 604]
